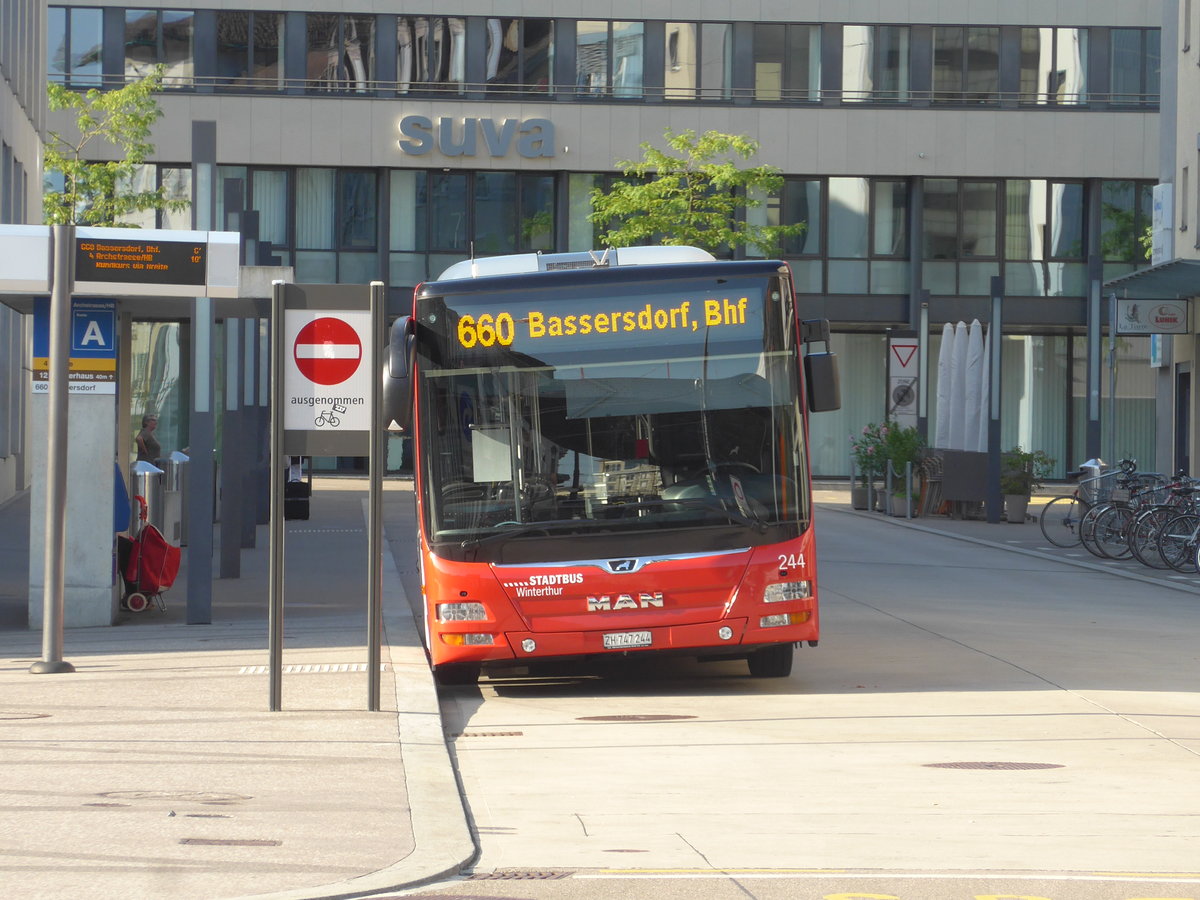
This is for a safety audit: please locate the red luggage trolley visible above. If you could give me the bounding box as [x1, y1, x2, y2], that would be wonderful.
[117, 497, 181, 612]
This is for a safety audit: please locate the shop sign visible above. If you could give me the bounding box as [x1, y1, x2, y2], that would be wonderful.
[397, 115, 555, 158]
[1115, 298, 1189, 335]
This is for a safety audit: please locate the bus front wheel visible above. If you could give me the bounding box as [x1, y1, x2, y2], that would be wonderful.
[435, 663, 481, 686]
[748, 644, 793, 678]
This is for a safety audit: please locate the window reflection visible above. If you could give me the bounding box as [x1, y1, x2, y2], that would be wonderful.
[754, 24, 819, 101]
[933, 26, 999, 103]
[486, 18, 552, 93]
[397, 16, 464, 93]
[843, 25, 908, 102]
[308, 14, 374, 92]
[217, 12, 284, 90]
[50, 7, 103, 86]
[1110, 29, 1160, 105]
[1020, 27, 1087, 104]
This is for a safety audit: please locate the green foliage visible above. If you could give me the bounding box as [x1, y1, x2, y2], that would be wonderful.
[1000, 446, 1056, 496]
[43, 65, 190, 227]
[883, 422, 925, 496]
[588, 129, 805, 257]
[849, 422, 889, 482]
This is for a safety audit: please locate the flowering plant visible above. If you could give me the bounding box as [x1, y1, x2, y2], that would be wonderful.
[849, 422, 889, 484]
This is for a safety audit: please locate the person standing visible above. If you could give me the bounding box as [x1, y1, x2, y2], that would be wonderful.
[135, 414, 161, 463]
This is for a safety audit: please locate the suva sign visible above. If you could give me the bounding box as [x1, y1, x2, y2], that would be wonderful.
[397, 116, 555, 158]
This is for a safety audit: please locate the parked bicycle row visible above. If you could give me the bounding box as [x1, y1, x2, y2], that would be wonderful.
[1038, 459, 1200, 574]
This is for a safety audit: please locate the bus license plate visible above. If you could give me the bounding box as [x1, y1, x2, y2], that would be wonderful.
[603, 630, 652, 650]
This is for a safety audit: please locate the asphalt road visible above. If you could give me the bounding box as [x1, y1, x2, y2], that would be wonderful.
[384, 495, 1200, 900]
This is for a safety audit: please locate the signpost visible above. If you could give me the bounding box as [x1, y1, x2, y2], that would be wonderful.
[269, 282, 386, 712]
[31, 297, 117, 394]
[887, 330, 919, 431]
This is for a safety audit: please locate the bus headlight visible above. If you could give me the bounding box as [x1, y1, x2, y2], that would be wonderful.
[764, 581, 812, 603]
[760, 612, 812, 628]
[441, 633, 495, 646]
[437, 602, 487, 622]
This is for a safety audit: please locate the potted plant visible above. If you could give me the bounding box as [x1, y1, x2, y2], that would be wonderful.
[849, 422, 887, 509]
[883, 422, 926, 516]
[1000, 446, 1056, 523]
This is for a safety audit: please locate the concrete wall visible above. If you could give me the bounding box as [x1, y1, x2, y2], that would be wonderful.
[28, 392, 119, 628]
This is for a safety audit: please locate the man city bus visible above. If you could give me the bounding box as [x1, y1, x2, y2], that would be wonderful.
[384, 246, 840, 684]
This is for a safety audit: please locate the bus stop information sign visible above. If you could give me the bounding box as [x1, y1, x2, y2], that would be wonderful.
[74, 236, 206, 286]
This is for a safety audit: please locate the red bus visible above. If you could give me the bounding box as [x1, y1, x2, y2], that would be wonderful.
[385, 247, 840, 684]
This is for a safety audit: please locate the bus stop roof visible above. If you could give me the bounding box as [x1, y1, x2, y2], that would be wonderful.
[1104, 258, 1200, 300]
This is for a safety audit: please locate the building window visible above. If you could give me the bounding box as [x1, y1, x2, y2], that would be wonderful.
[1003, 180, 1086, 296]
[216, 11, 285, 91]
[933, 26, 1000, 104]
[1019, 27, 1087, 104]
[48, 6, 103, 86]
[307, 14, 375, 92]
[923, 179, 999, 294]
[125, 8, 194, 85]
[754, 24, 820, 101]
[576, 20, 644, 98]
[663, 22, 732, 101]
[1100, 180, 1154, 265]
[485, 18, 552, 93]
[842, 25, 909, 102]
[295, 168, 378, 282]
[1110, 29, 1161, 105]
[397, 16, 465, 93]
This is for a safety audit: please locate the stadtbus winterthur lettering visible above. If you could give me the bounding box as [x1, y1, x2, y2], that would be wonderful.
[455, 297, 750, 349]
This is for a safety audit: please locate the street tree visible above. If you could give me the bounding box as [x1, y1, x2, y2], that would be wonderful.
[588, 128, 804, 257]
[43, 65, 189, 227]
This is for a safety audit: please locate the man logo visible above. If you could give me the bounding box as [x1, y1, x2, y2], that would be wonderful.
[609, 559, 637, 572]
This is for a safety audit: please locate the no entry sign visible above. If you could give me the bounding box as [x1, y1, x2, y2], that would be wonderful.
[283, 310, 373, 434]
[293, 316, 362, 385]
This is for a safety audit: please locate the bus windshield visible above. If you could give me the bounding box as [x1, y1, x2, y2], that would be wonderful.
[413, 268, 811, 563]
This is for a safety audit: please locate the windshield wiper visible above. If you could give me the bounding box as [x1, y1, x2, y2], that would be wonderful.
[609, 498, 768, 532]
[459, 517, 601, 550]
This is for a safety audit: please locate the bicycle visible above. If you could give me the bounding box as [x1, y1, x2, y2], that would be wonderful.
[1039, 459, 1137, 548]
[1078, 465, 1168, 560]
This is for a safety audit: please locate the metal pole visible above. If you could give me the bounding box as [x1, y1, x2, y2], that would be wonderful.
[986, 276, 1004, 524]
[917, 294, 930, 441]
[367, 282, 386, 711]
[1108, 294, 1117, 465]
[268, 282, 286, 710]
[31, 225, 76, 674]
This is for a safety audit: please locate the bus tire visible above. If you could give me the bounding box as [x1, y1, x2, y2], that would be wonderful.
[748, 643, 793, 678]
[435, 663, 481, 686]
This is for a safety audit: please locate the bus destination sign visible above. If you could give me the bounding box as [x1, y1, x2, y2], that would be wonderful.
[74, 237, 207, 286]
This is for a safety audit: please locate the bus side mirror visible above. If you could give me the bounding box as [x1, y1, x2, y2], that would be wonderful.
[800, 318, 841, 412]
[383, 316, 414, 430]
[804, 351, 841, 412]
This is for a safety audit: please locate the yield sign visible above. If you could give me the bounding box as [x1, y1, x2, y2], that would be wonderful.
[890, 342, 918, 369]
[293, 316, 362, 385]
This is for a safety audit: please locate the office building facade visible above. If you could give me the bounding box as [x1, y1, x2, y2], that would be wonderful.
[0, 0, 42, 505]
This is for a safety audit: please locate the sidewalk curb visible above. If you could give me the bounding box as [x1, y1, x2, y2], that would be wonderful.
[821, 502, 1200, 599]
[223, 505, 477, 900]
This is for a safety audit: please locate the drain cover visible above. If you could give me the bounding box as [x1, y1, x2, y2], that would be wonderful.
[0, 712, 51, 720]
[469, 871, 571, 880]
[577, 714, 696, 722]
[924, 761, 1064, 770]
[180, 838, 280, 847]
